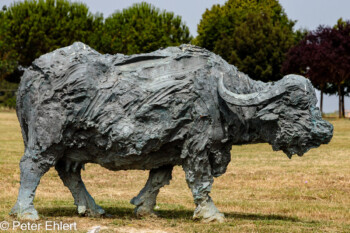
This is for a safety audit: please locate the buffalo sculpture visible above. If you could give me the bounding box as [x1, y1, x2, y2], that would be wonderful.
[11, 42, 333, 222]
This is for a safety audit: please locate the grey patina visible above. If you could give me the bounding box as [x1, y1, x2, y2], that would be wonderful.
[11, 42, 333, 222]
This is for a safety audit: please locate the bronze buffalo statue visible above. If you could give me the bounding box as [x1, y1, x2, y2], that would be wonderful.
[11, 42, 333, 222]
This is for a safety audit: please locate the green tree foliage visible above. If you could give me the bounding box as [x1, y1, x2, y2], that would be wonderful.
[0, 0, 103, 82]
[101, 2, 192, 55]
[0, 79, 18, 108]
[195, 0, 296, 82]
[0, 9, 18, 80]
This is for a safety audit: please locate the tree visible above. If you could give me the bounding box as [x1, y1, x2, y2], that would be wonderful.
[0, 9, 17, 80]
[0, 0, 103, 82]
[330, 19, 350, 117]
[282, 20, 350, 117]
[195, 0, 296, 82]
[0, 79, 18, 108]
[282, 26, 330, 114]
[101, 2, 192, 55]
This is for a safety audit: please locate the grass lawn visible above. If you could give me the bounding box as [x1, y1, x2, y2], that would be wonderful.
[0, 111, 349, 232]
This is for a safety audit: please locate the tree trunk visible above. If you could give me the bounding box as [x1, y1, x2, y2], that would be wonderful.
[338, 83, 342, 118]
[320, 88, 324, 114]
[342, 91, 345, 118]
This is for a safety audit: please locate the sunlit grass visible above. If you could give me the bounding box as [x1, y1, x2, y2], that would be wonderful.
[0, 111, 349, 232]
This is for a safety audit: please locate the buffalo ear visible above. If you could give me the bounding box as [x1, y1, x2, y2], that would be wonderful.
[259, 113, 278, 121]
[256, 103, 279, 121]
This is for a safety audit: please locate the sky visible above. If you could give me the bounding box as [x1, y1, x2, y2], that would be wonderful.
[1, 0, 350, 112]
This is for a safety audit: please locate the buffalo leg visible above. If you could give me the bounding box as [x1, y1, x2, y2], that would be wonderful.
[183, 155, 225, 223]
[130, 165, 173, 217]
[10, 152, 51, 220]
[55, 160, 105, 217]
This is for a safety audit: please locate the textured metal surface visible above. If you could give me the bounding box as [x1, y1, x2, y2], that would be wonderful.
[11, 42, 333, 222]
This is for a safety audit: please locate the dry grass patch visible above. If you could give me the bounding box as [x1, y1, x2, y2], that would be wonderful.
[0, 112, 349, 232]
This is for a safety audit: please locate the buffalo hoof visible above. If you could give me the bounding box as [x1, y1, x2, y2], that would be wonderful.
[193, 199, 225, 223]
[10, 206, 40, 221]
[78, 204, 105, 217]
[200, 212, 225, 223]
[133, 205, 159, 218]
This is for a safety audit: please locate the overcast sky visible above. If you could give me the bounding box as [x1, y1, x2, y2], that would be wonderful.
[1, 0, 350, 112]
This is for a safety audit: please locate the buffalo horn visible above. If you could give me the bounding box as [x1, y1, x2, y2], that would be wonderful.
[218, 73, 296, 106]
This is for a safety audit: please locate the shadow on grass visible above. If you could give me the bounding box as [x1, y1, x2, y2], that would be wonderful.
[37, 206, 305, 224]
[37, 206, 135, 219]
[37, 207, 78, 218]
[225, 212, 300, 222]
[158, 210, 301, 223]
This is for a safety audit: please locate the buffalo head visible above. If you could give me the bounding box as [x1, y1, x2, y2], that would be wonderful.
[218, 74, 333, 158]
